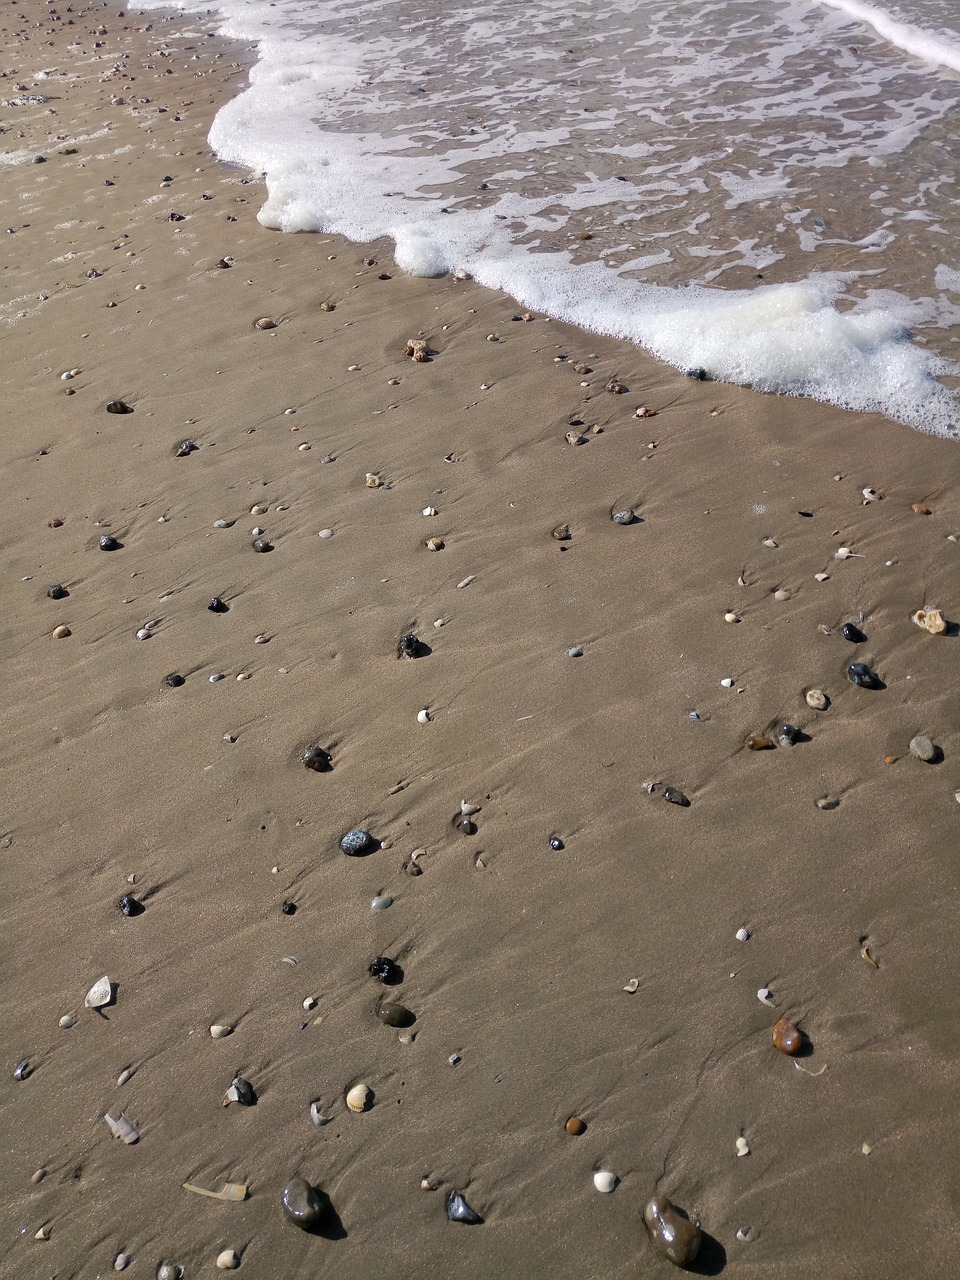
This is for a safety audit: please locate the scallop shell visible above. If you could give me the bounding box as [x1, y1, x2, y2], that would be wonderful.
[346, 1083, 371, 1113]
[735, 928, 750, 942]
[209, 1024, 232, 1039]
[254, 316, 277, 330]
[85, 975, 112, 1008]
[593, 1170, 617, 1193]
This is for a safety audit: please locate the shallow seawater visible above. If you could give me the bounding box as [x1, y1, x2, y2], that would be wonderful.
[141, 0, 960, 433]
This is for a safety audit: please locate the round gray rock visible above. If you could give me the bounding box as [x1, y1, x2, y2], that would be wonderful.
[909, 734, 936, 763]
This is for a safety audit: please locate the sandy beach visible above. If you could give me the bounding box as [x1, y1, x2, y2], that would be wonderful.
[2, 4, 959, 1277]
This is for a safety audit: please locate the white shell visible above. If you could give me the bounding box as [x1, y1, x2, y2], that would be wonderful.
[310, 1100, 332, 1126]
[835, 546, 863, 560]
[35, 1226, 50, 1240]
[85, 975, 112, 1008]
[114, 1254, 130, 1271]
[136, 628, 152, 641]
[622, 978, 640, 993]
[346, 1083, 371, 1112]
[216, 1249, 240, 1270]
[720, 677, 735, 687]
[862, 487, 881, 501]
[117, 1068, 133, 1086]
[757, 987, 775, 1006]
[209, 1024, 232, 1038]
[422, 506, 437, 516]
[59, 1014, 76, 1029]
[318, 528, 334, 538]
[417, 709, 431, 724]
[251, 526, 264, 536]
[814, 572, 830, 582]
[761, 538, 778, 548]
[460, 800, 480, 816]
[105, 1112, 139, 1144]
[735, 928, 750, 942]
[736, 1136, 750, 1157]
[302, 997, 317, 1011]
[724, 611, 739, 623]
[593, 1170, 617, 1193]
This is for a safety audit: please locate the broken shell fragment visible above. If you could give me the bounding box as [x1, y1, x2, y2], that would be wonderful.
[593, 1170, 617, 1193]
[912, 607, 946, 635]
[117, 1068, 133, 1087]
[565, 430, 587, 445]
[757, 987, 775, 1006]
[104, 1113, 139, 1144]
[114, 1253, 130, 1271]
[862, 487, 881, 502]
[835, 546, 862, 560]
[644, 1194, 702, 1266]
[85, 975, 112, 1008]
[773, 1016, 803, 1055]
[365, 472, 382, 488]
[182, 1181, 248, 1202]
[59, 1014, 76, 1029]
[310, 1101, 332, 1126]
[346, 1083, 371, 1112]
[425, 537, 444, 551]
[447, 1190, 482, 1224]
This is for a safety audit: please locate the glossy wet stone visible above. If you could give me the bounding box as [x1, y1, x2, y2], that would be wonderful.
[118, 895, 143, 917]
[773, 1016, 802, 1055]
[779, 723, 800, 746]
[163, 673, 185, 688]
[643, 1194, 701, 1266]
[841, 622, 866, 643]
[105, 399, 132, 414]
[398, 632, 421, 659]
[251, 538, 273, 553]
[47, 584, 67, 600]
[281, 901, 297, 916]
[377, 1002, 414, 1028]
[612, 508, 635, 525]
[99, 534, 120, 551]
[175, 439, 198, 457]
[549, 835, 565, 850]
[340, 828, 374, 855]
[281, 1176, 330, 1230]
[208, 597, 229, 613]
[663, 786, 689, 806]
[302, 745, 332, 772]
[368, 956, 400, 983]
[848, 661, 880, 689]
[447, 1190, 482, 1224]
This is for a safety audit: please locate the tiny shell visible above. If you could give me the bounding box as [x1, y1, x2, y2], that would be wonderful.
[216, 1250, 240, 1270]
[565, 430, 587, 445]
[117, 1068, 133, 1086]
[114, 1253, 130, 1271]
[319, 528, 334, 538]
[422, 506, 437, 516]
[310, 1100, 332, 1126]
[623, 978, 640, 993]
[59, 1014, 76, 1029]
[85, 975, 112, 1008]
[814, 572, 830, 582]
[736, 1136, 750, 1157]
[254, 316, 276, 329]
[302, 997, 318, 1011]
[425, 537, 444, 551]
[911, 503, 932, 515]
[365, 472, 382, 488]
[757, 987, 775, 1006]
[35, 1226, 50, 1240]
[735, 928, 750, 942]
[593, 1170, 617, 1193]
[417, 709, 431, 724]
[52, 624, 71, 639]
[346, 1083, 371, 1112]
[835, 546, 862, 560]
[209, 1024, 232, 1038]
[862, 487, 881, 502]
[720, 677, 735, 688]
[724, 611, 739, 623]
[761, 538, 778, 548]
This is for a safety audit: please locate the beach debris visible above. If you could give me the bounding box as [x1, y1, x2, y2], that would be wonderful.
[816, 795, 840, 810]
[549, 835, 565, 850]
[834, 546, 863, 560]
[643, 1195, 701, 1266]
[815, 572, 830, 582]
[757, 987, 775, 1006]
[761, 538, 778, 549]
[593, 1170, 618, 1193]
[99, 534, 121, 551]
[736, 1136, 750, 1157]
[208, 596, 229, 614]
[209, 1024, 232, 1039]
[398, 632, 422, 659]
[104, 1113, 139, 1144]
[457, 575, 476, 589]
[423, 506, 437, 517]
[779, 723, 800, 747]
[565, 430, 587, 445]
[911, 503, 932, 515]
[862, 487, 882, 503]
[369, 956, 400, 983]
[912, 607, 946, 634]
[13, 1060, 30, 1081]
[606, 378, 626, 394]
[747, 736, 775, 751]
[736, 928, 750, 942]
[860, 942, 879, 969]
[635, 405, 657, 418]
[552, 522, 571, 540]
[281, 1176, 330, 1230]
[805, 688, 829, 710]
[371, 894, 393, 911]
[612, 508, 635, 525]
[118, 894, 143, 917]
[378, 1002, 414, 1028]
[909, 734, 936, 763]
[47, 584, 68, 600]
[623, 978, 640, 994]
[310, 1100, 333, 1126]
[565, 1116, 586, 1135]
[724, 611, 740, 623]
[447, 1190, 483, 1223]
[794, 1060, 828, 1076]
[182, 1181, 248, 1202]
[251, 538, 273, 553]
[774, 588, 791, 601]
[175, 439, 198, 458]
[842, 622, 866, 643]
[404, 337, 429, 362]
[848, 661, 881, 689]
[773, 1017, 802, 1055]
[736, 1228, 754, 1243]
[117, 1068, 133, 1087]
[346, 1083, 372, 1113]
[567, 645, 584, 658]
[663, 786, 689, 807]
[216, 1251, 240, 1270]
[425, 536, 444, 551]
[59, 1014, 76, 1029]
[302, 745, 332, 772]
[254, 317, 277, 330]
[105, 399, 132, 414]
[720, 677, 735, 688]
[52, 625, 71, 639]
[114, 1253, 130, 1271]
[34, 1225, 50, 1240]
[223, 1075, 256, 1106]
[157, 1265, 182, 1280]
[340, 828, 374, 855]
[862, 1142, 872, 1155]
[85, 975, 112, 1009]
[417, 708, 431, 724]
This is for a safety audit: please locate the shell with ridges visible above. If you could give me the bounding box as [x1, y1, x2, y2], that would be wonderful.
[345, 1083, 371, 1112]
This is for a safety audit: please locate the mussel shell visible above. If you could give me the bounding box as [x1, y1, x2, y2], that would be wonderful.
[208, 597, 229, 613]
[643, 1194, 701, 1266]
[377, 1002, 414, 1028]
[446, 1190, 482, 1224]
[281, 1175, 329, 1230]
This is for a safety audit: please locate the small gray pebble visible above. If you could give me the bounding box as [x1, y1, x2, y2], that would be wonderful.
[909, 734, 936, 763]
[567, 646, 583, 658]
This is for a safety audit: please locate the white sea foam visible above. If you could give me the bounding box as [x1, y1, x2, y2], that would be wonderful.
[135, 0, 960, 434]
[817, 0, 960, 72]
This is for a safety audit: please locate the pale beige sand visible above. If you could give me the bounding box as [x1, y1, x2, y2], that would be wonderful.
[2, 5, 959, 1278]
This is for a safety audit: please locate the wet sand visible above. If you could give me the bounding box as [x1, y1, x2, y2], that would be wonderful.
[2, 4, 959, 1277]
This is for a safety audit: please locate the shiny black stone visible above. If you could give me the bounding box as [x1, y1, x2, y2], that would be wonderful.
[302, 745, 331, 772]
[663, 786, 690, 806]
[549, 835, 564, 851]
[118, 894, 143, 917]
[447, 1191, 482, 1225]
[208, 596, 229, 613]
[398, 632, 421, 659]
[163, 672, 185, 688]
[251, 538, 273, 553]
[47, 584, 67, 600]
[848, 661, 880, 689]
[841, 623, 866, 643]
[105, 399, 132, 414]
[368, 956, 400, 983]
[98, 534, 120, 551]
[281, 901, 296, 916]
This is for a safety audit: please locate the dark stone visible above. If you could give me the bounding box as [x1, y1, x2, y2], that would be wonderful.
[685, 367, 708, 380]
[281, 901, 297, 916]
[779, 723, 800, 745]
[47, 584, 68, 600]
[98, 534, 120, 551]
[208, 597, 229, 613]
[447, 1190, 482, 1225]
[643, 1194, 701, 1266]
[368, 956, 400, 984]
[549, 835, 565, 851]
[251, 538, 273, 553]
[230, 1075, 256, 1106]
[118, 894, 143, 917]
[841, 622, 866, 643]
[848, 661, 881, 689]
[281, 1176, 330, 1231]
[302, 745, 331, 772]
[377, 1002, 414, 1028]
[163, 673, 185, 688]
[663, 787, 690, 807]
[340, 828, 374, 856]
[457, 818, 477, 836]
[398, 632, 421, 659]
[105, 399, 132, 414]
[175, 439, 198, 457]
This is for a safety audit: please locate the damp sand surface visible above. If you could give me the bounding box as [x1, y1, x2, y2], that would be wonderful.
[1, 4, 959, 1277]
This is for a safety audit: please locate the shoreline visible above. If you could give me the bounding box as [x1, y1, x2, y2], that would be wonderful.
[2, 3, 959, 1277]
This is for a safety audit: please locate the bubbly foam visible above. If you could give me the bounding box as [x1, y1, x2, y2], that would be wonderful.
[818, 0, 960, 72]
[138, 0, 960, 434]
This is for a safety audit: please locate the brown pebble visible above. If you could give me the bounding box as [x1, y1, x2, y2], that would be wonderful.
[884, 755, 896, 765]
[773, 1016, 803, 1055]
[48, 517, 63, 528]
[565, 1116, 586, 1136]
[747, 735, 775, 751]
[52, 625, 71, 639]
[911, 503, 932, 515]
[31, 1169, 47, 1184]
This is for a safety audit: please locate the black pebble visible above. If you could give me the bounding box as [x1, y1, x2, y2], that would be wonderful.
[208, 597, 229, 613]
[368, 956, 400, 984]
[398, 632, 421, 659]
[779, 723, 800, 744]
[169, 212, 185, 222]
[105, 399, 132, 414]
[663, 786, 690, 807]
[98, 534, 120, 551]
[175, 439, 198, 457]
[457, 818, 477, 836]
[685, 367, 708, 380]
[281, 901, 297, 916]
[848, 661, 880, 689]
[163, 672, 185, 688]
[251, 538, 273, 553]
[302, 745, 332, 772]
[549, 835, 564, 851]
[841, 622, 866, 643]
[47, 584, 68, 600]
[447, 1191, 482, 1225]
[118, 894, 143, 917]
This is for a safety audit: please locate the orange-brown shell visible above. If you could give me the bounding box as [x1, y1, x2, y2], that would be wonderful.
[773, 1016, 802, 1056]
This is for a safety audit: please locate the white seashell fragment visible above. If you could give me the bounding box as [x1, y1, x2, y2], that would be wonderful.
[761, 538, 778, 548]
[593, 1170, 617, 1193]
[456, 575, 476, 589]
[209, 1024, 232, 1039]
[105, 1112, 139, 1144]
[310, 1100, 332, 1126]
[720, 677, 735, 687]
[302, 997, 317, 1011]
[346, 1083, 371, 1113]
[216, 1250, 240, 1271]
[724, 611, 739, 623]
[136, 628, 152, 641]
[861, 1142, 872, 1155]
[622, 978, 640, 993]
[757, 987, 775, 1006]
[814, 572, 830, 582]
[114, 1253, 130, 1271]
[460, 800, 480, 816]
[862, 487, 881, 502]
[417, 709, 431, 724]
[736, 928, 750, 942]
[117, 1068, 133, 1087]
[422, 506, 437, 516]
[736, 1136, 750, 1157]
[85, 975, 112, 1008]
[59, 1014, 76, 1029]
[318, 528, 334, 539]
[835, 546, 863, 560]
[35, 1225, 50, 1240]
[736, 1228, 753, 1243]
